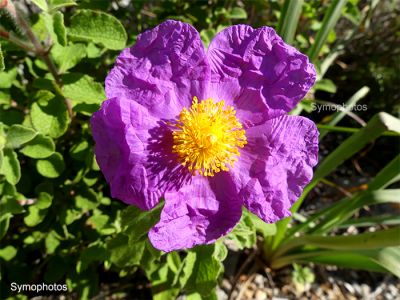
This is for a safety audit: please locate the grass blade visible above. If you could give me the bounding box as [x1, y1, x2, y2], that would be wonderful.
[272, 247, 400, 277]
[313, 112, 400, 182]
[275, 226, 400, 258]
[277, 0, 304, 44]
[307, 0, 348, 62]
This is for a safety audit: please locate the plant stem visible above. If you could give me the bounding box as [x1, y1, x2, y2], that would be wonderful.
[0, 30, 35, 52]
[5, 0, 73, 119]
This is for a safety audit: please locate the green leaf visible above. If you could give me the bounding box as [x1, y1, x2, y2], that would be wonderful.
[107, 234, 146, 268]
[52, 44, 86, 72]
[24, 206, 48, 227]
[86, 42, 102, 58]
[68, 9, 127, 50]
[229, 7, 247, 19]
[173, 252, 196, 288]
[151, 263, 180, 300]
[5, 125, 37, 149]
[292, 263, 315, 286]
[248, 211, 277, 237]
[36, 192, 53, 209]
[0, 195, 24, 215]
[0, 214, 11, 240]
[0, 149, 21, 184]
[20, 134, 55, 159]
[277, 0, 303, 44]
[121, 204, 163, 242]
[185, 243, 227, 296]
[45, 231, 60, 254]
[31, 0, 49, 11]
[87, 214, 109, 231]
[66, 268, 99, 299]
[77, 244, 107, 273]
[49, 0, 77, 11]
[314, 79, 337, 93]
[0, 68, 17, 89]
[53, 12, 67, 46]
[107, 205, 163, 268]
[75, 188, 98, 210]
[0, 43, 4, 71]
[60, 208, 82, 225]
[167, 252, 181, 274]
[0, 245, 17, 261]
[70, 140, 89, 161]
[62, 73, 105, 106]
[36, 152, 65, 178]
[31, 91, 69, 138]
[227, 210, 257, 249]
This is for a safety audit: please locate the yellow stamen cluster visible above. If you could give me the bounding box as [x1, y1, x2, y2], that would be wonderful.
[172, 97, 247, 176]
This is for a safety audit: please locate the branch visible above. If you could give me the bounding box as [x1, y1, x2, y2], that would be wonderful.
[4, 0, 73, 119]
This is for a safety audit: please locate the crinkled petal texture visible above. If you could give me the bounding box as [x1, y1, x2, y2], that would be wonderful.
[233, 115, 318, 223]
[105, 20, 210, 120]
[91, 98, 189, 210]
[149, 172, 242, 252]
[207, 25, 316, 126]
[92, 20, 212, 210]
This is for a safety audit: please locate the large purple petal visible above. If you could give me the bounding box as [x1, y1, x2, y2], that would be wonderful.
[91, 97, 190, 210]
[148, 173, 242, 252]
[106, 20, 210, 120]
[233, 115, 318, 222]
[207, 25, 316, 126]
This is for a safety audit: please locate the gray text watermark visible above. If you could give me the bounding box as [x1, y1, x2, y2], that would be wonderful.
[312, 103, 367, 113]
[10, 282, 68, 293]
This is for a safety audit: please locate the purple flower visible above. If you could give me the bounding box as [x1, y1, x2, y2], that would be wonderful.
[91, 20, 318, 252]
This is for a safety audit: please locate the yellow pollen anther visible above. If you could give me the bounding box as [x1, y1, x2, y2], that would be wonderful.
[172, 96, 247, 177]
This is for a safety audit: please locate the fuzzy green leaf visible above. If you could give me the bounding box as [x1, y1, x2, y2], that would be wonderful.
[0, 68, 17, 89]
[45, 232, 60, 254]
[5, 125, 37, 149]
[24, 206, 48, 227]
[49, 0, 77, 11]
[227, 210, 257, 249]
[68, 9, 127, 50]
[62, 73, 105, 107]
[107, 234, 146, 268]
[0, 245, 17, 261]
[31, 0, 49, 11]
[20, 134, 55, 159]
[0, 149, 20, 184]
[36, 152, 65, 178]
[53, 12, 67, 46]
[31, 91, 69, 138]
[184, 243, 227, 296]
[52, 44, 86, 72]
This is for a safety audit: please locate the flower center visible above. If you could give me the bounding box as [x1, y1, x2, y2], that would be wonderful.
[172, 97, 247, 176]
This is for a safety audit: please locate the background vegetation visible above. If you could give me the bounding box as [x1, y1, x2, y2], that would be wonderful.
[0, 0, 399, 299]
